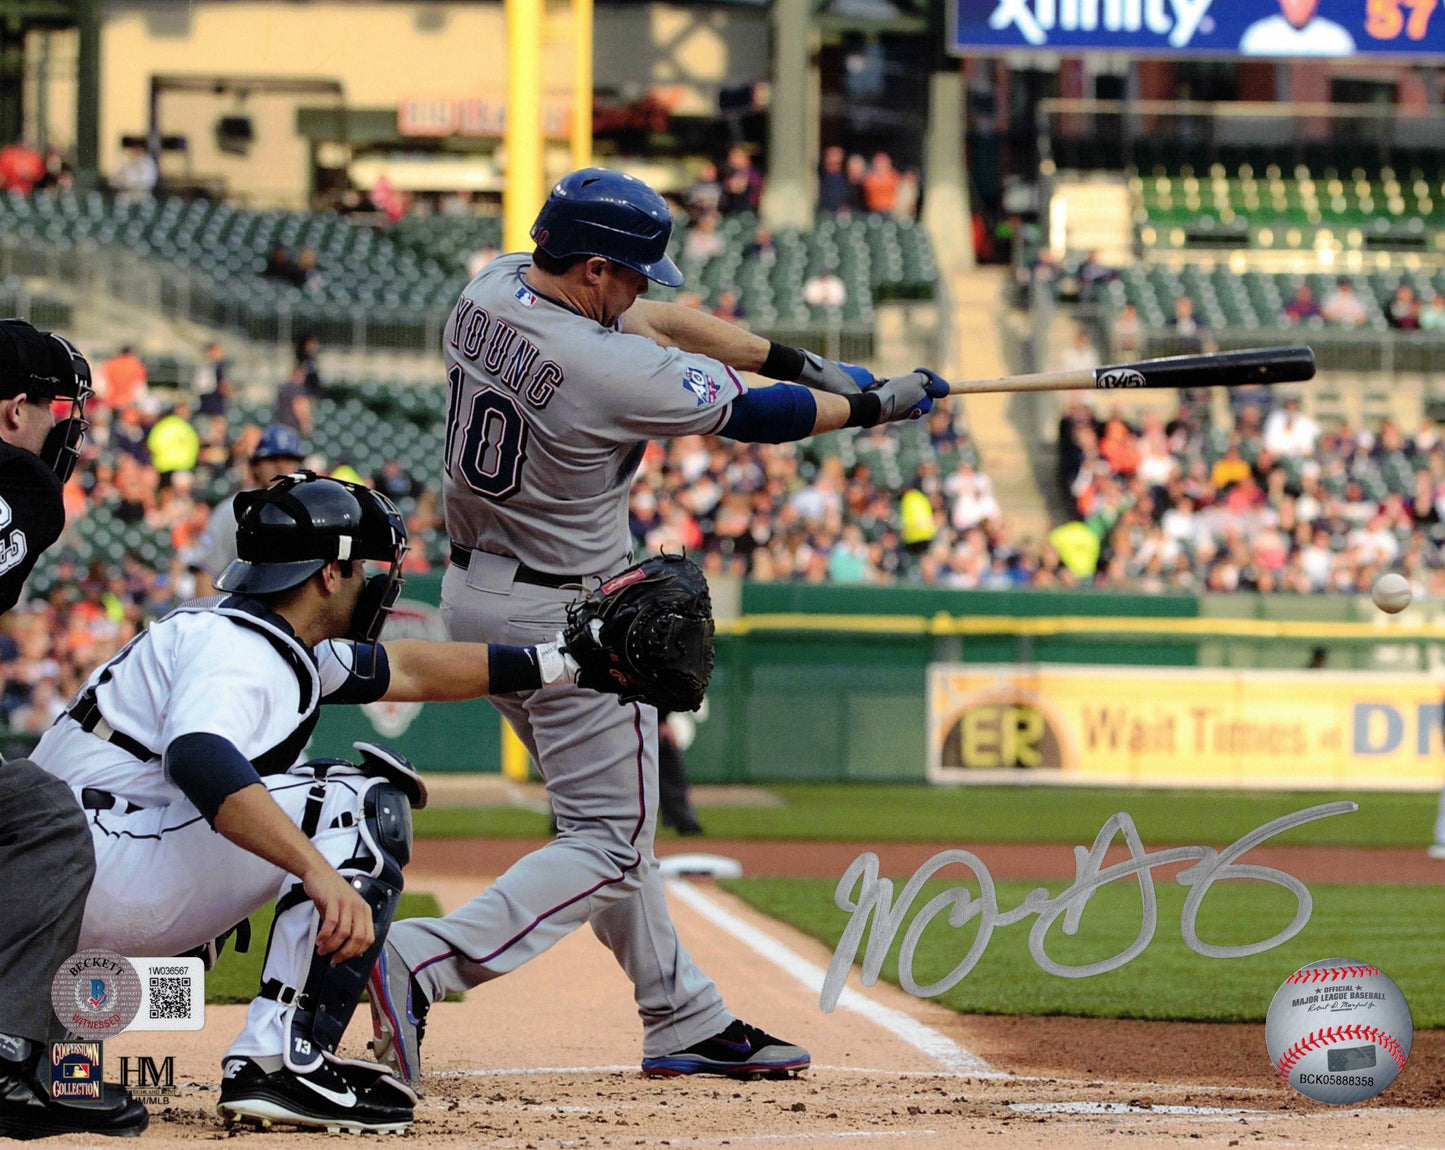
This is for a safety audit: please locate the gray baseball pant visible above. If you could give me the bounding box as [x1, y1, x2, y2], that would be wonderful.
[387, 558, 732, 1057]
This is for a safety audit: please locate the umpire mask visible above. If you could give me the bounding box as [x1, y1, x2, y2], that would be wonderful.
[40, 334, 94, 484]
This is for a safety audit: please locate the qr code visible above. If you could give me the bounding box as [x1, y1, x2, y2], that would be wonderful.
[148, 977, 192, 1020]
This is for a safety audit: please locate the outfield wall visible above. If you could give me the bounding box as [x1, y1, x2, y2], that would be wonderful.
[306, 578, 1445, 786]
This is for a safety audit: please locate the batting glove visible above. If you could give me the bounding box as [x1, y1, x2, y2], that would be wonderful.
[797, 351, 875, 396]
[872, 367, 949, 423]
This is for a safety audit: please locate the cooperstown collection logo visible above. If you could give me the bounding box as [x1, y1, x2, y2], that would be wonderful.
[988, 0, 1216, 47]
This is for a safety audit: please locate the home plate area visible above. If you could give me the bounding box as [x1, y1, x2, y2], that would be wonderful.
[106, 874, 1445, 1148]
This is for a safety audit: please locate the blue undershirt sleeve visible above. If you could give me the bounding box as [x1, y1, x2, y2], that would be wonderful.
[164, 731, 263, 827]
[321, 642, 391, 705]
[717, 383, 818, 444]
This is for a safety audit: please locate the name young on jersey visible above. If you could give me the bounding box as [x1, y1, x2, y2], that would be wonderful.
[450, 297, 563, 409]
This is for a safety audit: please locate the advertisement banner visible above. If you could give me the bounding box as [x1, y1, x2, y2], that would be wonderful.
[950, 0, 1445, 58]
[928, 664, 1445, 788]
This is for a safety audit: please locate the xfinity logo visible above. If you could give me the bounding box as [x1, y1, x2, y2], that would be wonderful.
[988, 0, 1215, 47]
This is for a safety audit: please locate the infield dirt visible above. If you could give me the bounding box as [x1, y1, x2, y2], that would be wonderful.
[91, 855, 1445, 1150]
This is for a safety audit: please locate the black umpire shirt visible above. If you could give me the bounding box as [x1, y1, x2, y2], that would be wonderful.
[0, 440, 64, 615]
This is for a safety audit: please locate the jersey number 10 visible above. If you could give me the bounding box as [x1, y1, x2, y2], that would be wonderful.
[445, 364, 530, 500]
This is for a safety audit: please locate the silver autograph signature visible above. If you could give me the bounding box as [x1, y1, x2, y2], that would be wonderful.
[821, 801, 1357, 1012]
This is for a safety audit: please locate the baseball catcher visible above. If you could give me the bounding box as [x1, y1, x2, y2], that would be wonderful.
[561, 553, 715, 713]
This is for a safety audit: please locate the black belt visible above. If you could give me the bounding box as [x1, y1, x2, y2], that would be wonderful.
[67, 694, 157, 763]
[80, 788, 142, 815]
[449, 543, 584, 589]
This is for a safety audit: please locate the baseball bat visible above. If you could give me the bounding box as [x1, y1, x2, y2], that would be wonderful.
[945, 346, 1316, 396]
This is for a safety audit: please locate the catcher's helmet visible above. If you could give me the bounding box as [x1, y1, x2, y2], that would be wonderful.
[530, 168, 684, 288]
[217, 470, 407, 598]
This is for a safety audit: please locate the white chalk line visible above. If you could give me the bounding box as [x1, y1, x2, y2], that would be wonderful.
[432, 1065, 638, 1078]
[1009, 1101, 1265, 1117]
[664, 879, 1002, 1079]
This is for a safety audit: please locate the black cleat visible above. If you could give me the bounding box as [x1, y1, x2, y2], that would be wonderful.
[216, 1055, 414, 1134]
[642, 1020, 810, 1079]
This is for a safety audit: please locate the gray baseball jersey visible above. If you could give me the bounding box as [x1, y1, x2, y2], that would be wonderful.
[441, 253, 743, 574]
[387, 253, 746, 1061]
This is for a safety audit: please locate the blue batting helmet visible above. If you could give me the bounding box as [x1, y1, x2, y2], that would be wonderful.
[530, 168, 684, 288]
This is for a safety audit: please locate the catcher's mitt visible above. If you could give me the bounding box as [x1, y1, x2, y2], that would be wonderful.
[561, 553, 715, 712]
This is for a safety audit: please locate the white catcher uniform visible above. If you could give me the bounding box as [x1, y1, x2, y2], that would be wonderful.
[387, 253, 745, 1056]
[32, 596, 393, 1063]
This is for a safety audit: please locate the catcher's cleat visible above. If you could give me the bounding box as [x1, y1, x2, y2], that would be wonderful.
[641, 1020, 810, 1079]
[216, 1056, 413, 1134]
[368, 939, 429, 1087]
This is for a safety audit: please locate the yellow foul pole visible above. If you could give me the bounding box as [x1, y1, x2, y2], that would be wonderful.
[572, 0, 593, 170]
[504, 0, 545, 253]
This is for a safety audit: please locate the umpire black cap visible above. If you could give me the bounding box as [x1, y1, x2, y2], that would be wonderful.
[0, 319, 90, 402]
[217, 472, 407, 597]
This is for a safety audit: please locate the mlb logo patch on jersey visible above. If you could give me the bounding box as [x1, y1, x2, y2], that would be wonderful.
[515, 285, 537, 308]
[681, 367, 719, 407]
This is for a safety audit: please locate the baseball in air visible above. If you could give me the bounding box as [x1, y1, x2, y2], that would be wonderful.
[1372, 572, 1413, 614]
[1266, 959, 1412, 1105]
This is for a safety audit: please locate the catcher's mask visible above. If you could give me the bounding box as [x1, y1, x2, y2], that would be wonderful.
[0, 320, 94, 483]
[217, 471, 408, 673]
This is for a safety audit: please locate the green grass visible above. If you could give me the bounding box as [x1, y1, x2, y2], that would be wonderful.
[413, 783, 1439, 849]
[206, 892, 445, 1004]
[722, 877, 1445, 1027]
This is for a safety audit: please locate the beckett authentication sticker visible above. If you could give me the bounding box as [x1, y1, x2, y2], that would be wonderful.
[51, 949, 142, 1039]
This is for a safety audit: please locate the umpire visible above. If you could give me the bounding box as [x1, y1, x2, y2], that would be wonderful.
[0, 319, 148, 1139]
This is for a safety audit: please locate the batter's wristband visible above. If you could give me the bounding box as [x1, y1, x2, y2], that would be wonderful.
[844, 392, 882, 429]
[488, 644, 543, 693]
[760, 341, 807, 381]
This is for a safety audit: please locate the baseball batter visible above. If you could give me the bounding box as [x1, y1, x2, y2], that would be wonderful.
[370, 168, 946, 1082]
[29, 472, 604, 1134]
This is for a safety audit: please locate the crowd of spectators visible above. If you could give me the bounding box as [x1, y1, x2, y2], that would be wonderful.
[0, 335, 444, 736]
[6, 337, 1441, 735]
[1056, 388, 1445, 598]
[681, 145, 920, 242]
